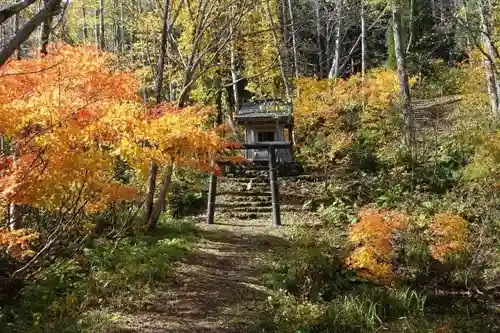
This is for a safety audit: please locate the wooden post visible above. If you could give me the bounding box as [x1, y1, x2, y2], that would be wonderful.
[268, 146, 281, 227]
[206, 172, 217, 224]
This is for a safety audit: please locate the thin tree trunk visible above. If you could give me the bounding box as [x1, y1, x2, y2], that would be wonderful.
[146, 0, 172, 226]
[153, 0, 170, 104]
[81, 4, 87, 41]
[147, 165, 173, 231]
[328, 0, 343, 78]
[37, 0, 42, 43]
[146, 0, 171, 227]
[265, 0, 292, 101]
[177, 70, 194, 108]
[392, 2, 414, 151]
[99, 0, 105, 50]
[281, 0, 289, 68]
[59, 1, 69, 43]
[144, 162, 158, 223]
[8, 142, 22, 230]
[479, 0, 500, 113]
[230, 20, 240, 113]
[13, 12, 21, 60]
[406, 0, 414, 54]
[315, 0, 323, 79]
[119, 0, 124, 52]
[287, 0, 299, 78]
[0, 21, 4, 49]
[95, 9, 99, 46]
[40, 0, 53, 55]
[361, 0, 366, 77]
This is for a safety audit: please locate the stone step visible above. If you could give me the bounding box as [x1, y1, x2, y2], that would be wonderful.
[218, 177, 269, 185]
[218, 190, 272, 197]
[217, 202, 302, 211]
[220, 177, 268, 181]
[224, 212, 270, 220]
[217, 195, 272, 203]
[225, 206, 273, 213]
[218, 182, 270, 189]
[221, 205, 302, 213]
[217, 201, 271, 208]
[218, 188, 271, 196]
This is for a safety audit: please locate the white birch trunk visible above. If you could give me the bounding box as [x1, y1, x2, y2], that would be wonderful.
[287, 0, 299, 78]
[328, 0, 343, 79]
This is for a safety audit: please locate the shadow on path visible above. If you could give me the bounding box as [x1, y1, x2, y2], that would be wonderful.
[115, 224, 290, 333]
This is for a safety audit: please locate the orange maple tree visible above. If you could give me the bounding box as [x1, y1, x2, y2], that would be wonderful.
[0, 44, 237, 222]
[345, 206, 408, 283]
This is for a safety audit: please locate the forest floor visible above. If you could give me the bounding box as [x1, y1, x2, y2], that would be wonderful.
[109, 213, 317, 333]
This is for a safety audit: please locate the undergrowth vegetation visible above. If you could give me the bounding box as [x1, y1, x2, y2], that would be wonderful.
[264, 60, 500, 332]
[0, 218, 198, 333]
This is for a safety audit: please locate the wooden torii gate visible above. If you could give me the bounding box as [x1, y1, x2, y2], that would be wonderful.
[206, 142, 291, 227]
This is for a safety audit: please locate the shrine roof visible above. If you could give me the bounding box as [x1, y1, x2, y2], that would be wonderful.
[235, 100, 291, 123]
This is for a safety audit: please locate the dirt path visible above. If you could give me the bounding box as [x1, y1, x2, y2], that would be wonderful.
[114, 217, 300, 333]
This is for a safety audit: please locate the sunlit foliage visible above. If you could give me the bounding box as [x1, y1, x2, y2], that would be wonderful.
[0, 228, 39, 259]
[428, 213, 469, 262]
[346, 207, 408, 283]
[0, 44, 235, 215]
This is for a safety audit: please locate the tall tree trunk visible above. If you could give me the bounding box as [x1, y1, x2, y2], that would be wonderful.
[81, 4, 87, 41]
[40, 0, 54, 55]
[146, 0, 170, 227]
[0, 21, 4, 49]
[287, 0, 299, 78]
[392, 2, 415, 151]
[230, 20, 240, 113]
[406, 0, 415, 54]
[315, 0, 323, 79]
[99, 0, 105, 50]
[119, 0, 124, 52]
[95, 9, 99, 46]
[479, 0, 500, 113]
[281, 0, 289, 68]
[361, 0, 366, 77]
[328, 0, 343, 78]
[37, 0, 42, 43]
[153, 0, 170, 104]
[13, 12, 21, 60]
[147, 165, 173, 231]
[265, 0, 292, 101]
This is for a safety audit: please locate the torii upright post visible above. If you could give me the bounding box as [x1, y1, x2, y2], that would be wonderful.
[206, 172, 217, 224]
[268, 146, 281, 227]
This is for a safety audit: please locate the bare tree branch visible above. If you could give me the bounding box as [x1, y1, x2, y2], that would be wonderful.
[0, 0, 62, 67]
[0, 0, 37, 25]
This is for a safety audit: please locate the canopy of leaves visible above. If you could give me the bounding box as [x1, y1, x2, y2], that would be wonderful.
[0, 44, 236, 213]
